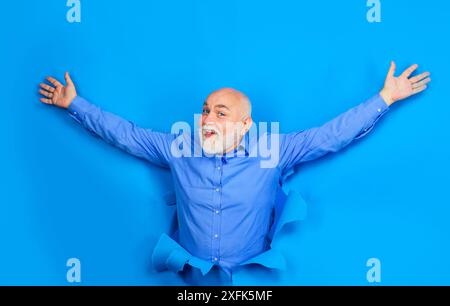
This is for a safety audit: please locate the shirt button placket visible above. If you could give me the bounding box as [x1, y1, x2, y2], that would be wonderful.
[211, 157, 222, 263]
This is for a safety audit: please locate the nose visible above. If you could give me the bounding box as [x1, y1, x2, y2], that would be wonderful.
[202, 112, 217, 126]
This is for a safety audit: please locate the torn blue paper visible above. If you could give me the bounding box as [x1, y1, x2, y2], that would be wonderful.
[151, 169, 308, 284]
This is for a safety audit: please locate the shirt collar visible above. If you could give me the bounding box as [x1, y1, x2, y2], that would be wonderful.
[225, 130, 258, 158]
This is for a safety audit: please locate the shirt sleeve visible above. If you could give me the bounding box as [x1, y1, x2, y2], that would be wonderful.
[67, 96, 176, 168]
[278, 93, 390, 173]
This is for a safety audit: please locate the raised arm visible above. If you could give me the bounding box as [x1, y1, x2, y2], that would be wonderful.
[279, 61, 431, 173]
[38, 72, 175, 167]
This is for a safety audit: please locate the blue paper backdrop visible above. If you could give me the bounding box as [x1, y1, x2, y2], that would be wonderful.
[1, 0, 449, 285]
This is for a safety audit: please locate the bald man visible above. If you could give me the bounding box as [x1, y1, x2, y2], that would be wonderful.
[38, 62, 430, 284]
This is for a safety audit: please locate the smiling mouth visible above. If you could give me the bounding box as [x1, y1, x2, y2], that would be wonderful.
[203, 128, 217, 138]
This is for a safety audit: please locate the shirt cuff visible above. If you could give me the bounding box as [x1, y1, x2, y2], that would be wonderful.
[368, 93, 390, 114]
[67, 96, 91, 124]
[355, 93, 390, 139]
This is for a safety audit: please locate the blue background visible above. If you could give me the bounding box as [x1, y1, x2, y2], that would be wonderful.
[1, 0, 449, 285]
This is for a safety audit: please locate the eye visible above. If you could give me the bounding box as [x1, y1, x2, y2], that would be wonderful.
[202, 108, 210, 115]
[218, 112, 226, 117]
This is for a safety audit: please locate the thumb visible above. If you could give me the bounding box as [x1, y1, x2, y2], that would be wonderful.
[64, 71, 74, 86]
[387, 61, 396, 78]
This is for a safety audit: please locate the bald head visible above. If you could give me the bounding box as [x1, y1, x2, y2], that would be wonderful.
[206, 88, 252, 118]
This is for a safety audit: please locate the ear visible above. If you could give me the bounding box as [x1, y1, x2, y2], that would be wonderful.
[241, 116, 253, 135]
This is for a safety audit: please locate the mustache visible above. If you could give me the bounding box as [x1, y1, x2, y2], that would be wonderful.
[201, 124, 221, 135]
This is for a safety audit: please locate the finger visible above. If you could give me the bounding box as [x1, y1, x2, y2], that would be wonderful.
[410, 72, 430, 83]
[40, 97, 52, 104]
[39, 89, 53, 98]
[412, 85, 428, 94]
[387, 61, 396, 78]
[401, 64, 419, 78]
[46, 76, 63, 88]
[412, 77, 431, 89]
[39, 83, 55, 92]
[64, 71, 74, 86]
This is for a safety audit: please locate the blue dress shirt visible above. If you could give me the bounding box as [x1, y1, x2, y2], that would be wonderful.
[67, 93, 389, 281]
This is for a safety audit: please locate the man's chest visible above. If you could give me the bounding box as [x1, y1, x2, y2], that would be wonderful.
[171, 156, 280, 209]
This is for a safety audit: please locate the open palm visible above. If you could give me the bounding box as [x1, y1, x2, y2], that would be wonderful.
[381, 62, 431, 106]
[39, 72, 77, 109]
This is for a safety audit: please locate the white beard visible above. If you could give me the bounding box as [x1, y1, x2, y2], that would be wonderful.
[200, 123, 243, 155]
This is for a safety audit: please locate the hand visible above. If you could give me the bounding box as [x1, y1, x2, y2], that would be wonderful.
[39, 72, 77, 109]
[380, 61, 431, 106]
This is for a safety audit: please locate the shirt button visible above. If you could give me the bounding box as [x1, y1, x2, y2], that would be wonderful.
[213, 257, 218, 262]
[214, 234, 219, 238]
[215, 210, 220, 214]
[217, 166, 221, 170]
[73, 111, 77, 115]
[377, 108, 382, 113]
[215, 187, 220, 192]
